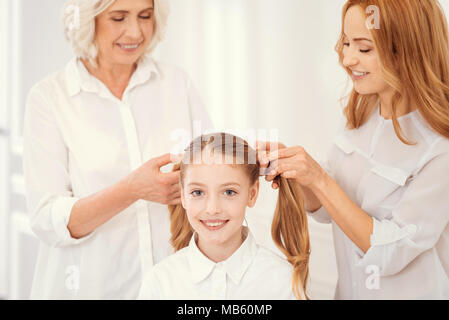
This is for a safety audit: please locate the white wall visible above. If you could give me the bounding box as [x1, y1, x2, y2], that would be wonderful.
[2, 0, 449, 300]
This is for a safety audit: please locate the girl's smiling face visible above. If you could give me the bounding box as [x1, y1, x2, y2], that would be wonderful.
[181, 161, 259, 255]
[342, 5, 391, 96]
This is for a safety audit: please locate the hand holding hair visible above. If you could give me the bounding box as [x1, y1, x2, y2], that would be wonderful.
[255, 140, 286, 189]
[266, 146, 328, 192]
[127, 153, 181, 205]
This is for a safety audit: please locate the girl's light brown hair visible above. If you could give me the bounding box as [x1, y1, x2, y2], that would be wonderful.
[168, 132, 310, 300]
[336, 0, 449, 144]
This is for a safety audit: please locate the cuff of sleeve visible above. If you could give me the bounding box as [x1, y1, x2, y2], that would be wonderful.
[52, 197, 95, 246]
[306, 206, 332, 224]
[370, 217, 418, 247]
[354, 217, 418, 268]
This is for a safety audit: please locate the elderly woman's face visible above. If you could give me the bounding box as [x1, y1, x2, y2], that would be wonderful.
[95, 0, 154, 66]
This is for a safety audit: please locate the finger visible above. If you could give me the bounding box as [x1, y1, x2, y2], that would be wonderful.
[169, 183, 181, 194]
[168, 197, 182, 205]
[263, 161, 279, 180]
[267, 146, 304, 161]
[162, 170, 181, 185]
[271, 175, 280, 189]
[255, 140, 286, 152]
[154, 153, 177, 168]
[280, 170, 297, 179]
[255, 140, 270, 151]
[257, 153, 270, 167]
[259, 159, 278, 175]
[169, 191, 181, 200]
[273, 161, 298, 174]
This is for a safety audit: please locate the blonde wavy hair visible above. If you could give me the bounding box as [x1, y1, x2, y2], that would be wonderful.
[61, 0, 169, 67]
[168, 133, 311, 300]
[336, 0, 449, 144]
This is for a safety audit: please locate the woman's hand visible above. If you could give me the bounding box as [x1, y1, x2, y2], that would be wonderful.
[256, 141, 286, 189]
[256, 142, 328, 192]
[127, 153, 181, 205]
[266, 146, 329, 192]
[257, 141, 325, 212]
[258, 141, 373, 252]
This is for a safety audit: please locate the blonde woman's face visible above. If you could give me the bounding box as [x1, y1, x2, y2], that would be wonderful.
[95, 0, 154, 66]
[181, 161, 259, 249]
[342, 6, 391, 96]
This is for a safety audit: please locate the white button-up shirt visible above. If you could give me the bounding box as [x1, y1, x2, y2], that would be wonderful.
[309, 104, 449, 299]
[137, 227, 303, 300]
[23, 57, 213, 299]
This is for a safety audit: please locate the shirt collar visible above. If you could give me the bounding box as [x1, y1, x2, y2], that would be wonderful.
[64, 56, 160, 97]
[187, 227, 259, 286]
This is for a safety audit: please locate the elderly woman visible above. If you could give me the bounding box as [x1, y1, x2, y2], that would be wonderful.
[23, 0, 212, 299]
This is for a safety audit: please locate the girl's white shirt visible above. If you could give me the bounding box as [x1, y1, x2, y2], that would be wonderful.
[309, 104, 449, 299]
[137, 227, 304, 300]
[23, 57, 213, 299]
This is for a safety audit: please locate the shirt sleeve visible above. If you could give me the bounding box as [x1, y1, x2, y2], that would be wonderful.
[184, 74, 214, 136]
[354, 152, 449, 276]
[23, 84, 94, 248]
[137, 268, 162, 300]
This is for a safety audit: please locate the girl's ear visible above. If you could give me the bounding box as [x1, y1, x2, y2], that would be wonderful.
[248, 180, 260, 208]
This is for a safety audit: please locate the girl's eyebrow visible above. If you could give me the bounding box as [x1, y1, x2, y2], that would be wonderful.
[187, 182, 241, 188]
[220, 183, 241, 187]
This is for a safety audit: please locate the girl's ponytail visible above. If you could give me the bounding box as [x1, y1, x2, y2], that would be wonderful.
[168, 163, 193, 251]
[271, 176, 310, 300]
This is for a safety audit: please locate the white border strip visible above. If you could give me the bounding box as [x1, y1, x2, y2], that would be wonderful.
[11, 0, 23, 140]
[0, 0, 11, 300]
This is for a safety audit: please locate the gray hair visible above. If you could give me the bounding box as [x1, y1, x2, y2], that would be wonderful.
[62, 0, 169, 67]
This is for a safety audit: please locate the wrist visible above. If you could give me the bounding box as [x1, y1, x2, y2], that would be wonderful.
[310, 169, 332, 197]
[122, 172, 141, 203]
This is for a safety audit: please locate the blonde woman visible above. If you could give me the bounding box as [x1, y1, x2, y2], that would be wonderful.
[259, 0, 449, 299]
[138, 133, 310, 300]
[23, 0, 212, 299]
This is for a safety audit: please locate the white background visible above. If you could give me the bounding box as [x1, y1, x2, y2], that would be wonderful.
[1, 0, 449, 299]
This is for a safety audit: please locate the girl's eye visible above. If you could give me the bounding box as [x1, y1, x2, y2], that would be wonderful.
[224, 190, 237, 196]
[191, 190, 203, 197]
[343, 42, 350, 47]
[112, 17, 124, 22]
[139, 15, 152, 19]
[360, 49, 372, 53]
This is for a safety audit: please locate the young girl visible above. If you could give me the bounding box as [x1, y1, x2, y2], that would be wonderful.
[138, 132, 310, 300]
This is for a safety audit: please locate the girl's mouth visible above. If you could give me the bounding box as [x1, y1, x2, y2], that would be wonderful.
[200, 219, 229, 231]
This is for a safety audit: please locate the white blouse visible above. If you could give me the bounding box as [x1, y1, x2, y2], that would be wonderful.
[23, 57, 213, 299]
[137, 227, 303, 300]
[309, 104, 449, 299]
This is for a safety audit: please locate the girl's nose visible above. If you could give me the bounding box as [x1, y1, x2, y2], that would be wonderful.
[205, 197, 221, 215]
